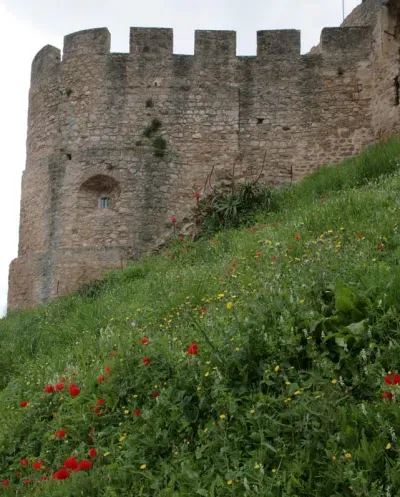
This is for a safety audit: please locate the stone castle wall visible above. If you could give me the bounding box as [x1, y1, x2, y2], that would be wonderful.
[8, 0, 400, 309]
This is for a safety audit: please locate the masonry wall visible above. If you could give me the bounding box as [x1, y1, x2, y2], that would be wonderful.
[8, 0, 400, 309]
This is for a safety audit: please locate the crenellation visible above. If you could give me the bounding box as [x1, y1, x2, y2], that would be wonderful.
[9, 0, 400, 309]
[63, 28, 111, 60]
[257, 30, 301, 59]
[129, 28, 173, 56]
[31, 45, 61, 87]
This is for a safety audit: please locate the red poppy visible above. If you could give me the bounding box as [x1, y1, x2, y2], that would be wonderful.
[133, 409, 141, 417]
[97, 398, 105, 406]
[231, 262, 237, 267]
[40, 476, 48, 482]
[194, 191, 201, 200]
[384, 374, 400, 385]
[32, 461, 45, 470]
[23, 480, 31, 485]
[104, 366, 111, 374]
[256, 251, 262, 257]
[294, 234, 301, 241]
[151, 391, 159, 398]
[376, 244, 383, 251]
[60, 377, 66, 383]
[171, 216, 177, 224]
[75, 460, 92, 471]
[89, 427, 95, 435]
[97, 375, 106, 382]
[381, 391, 393, 401]
[201, 307, 207, 315]
[69, 384, 81, 396]
[15, 472, 21, 478]
[20, 400, 28, 408]
[187, 342, 198, 355]
[89, 448, 97, 459]
[356, 233, 364, 239]
[55, 430, 66, 439]
[141, 337, 149, 344]
[63, 456, 78, 470]
[55, 383, 64, 391]
[52, 469, 71, 480]
[272, 256, 277, 261]
[142, 357, 151, 366]
[92, 407, 102, 416]
[44, 384, 55, 394]
[19, 458, 29, 467]
[1, 480, 9, 486]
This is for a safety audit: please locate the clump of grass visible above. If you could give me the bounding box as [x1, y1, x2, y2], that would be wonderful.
[143, 118, 162, 138]
[145, 98, 154, 108]
[152, 136, 167, 157]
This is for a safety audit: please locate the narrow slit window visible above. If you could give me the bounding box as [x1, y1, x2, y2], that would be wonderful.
[99, 196, 111, 209]
[395, 76, 400, 106]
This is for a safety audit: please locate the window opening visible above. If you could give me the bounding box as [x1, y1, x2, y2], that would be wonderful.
[99, 196, 111, 209]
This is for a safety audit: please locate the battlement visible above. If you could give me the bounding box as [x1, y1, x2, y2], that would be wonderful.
[63, 28, 111, 60]
[257, 30, 301, 59]
[321, 26, 372, 57]
[31, 45, 60, 86]
[129, 28, 173, 56]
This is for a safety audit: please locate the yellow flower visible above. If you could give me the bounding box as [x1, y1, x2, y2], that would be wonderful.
[227, 302, 233, 309]
[119, 435, 126, 442]
[285, 381, 291, 386]
[227, 480, 233, 486]
[250, 409, 255, 414]
[284, 398, 292, 402]
[294, 390, 301, 396]
[254, 463, 260, 469]
[315, 395, 322, 399]
[274, 365, 280, 372]
[332, 456, 337, 461]
[140, 464, 146, 470]
[271, 468, 277, 473]
[124, 410, 129, 414]
[205, 372, 210, 377]
[331, 379, 337, 385]
[197, 386, 202, 391]
[345, 453, 352, 459]
[219, 414, 226, 420]
[104, 452, 111, 457]
[386, 443, 392, 450]
[235, 347, 240, 352]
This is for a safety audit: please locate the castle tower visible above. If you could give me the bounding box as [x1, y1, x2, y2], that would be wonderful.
[8, 0, 400, 310]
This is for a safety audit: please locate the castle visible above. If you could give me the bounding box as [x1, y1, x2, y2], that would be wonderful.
[7, 0, 400, 309]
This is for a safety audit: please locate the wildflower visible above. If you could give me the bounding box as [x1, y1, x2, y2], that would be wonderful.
[345, 453, 352, 459]
[381, 391, 393, 401]
[151, 391, 159, 398]
[142, 357, 151, 366]
[23, 480, 31, 485]
[332, 379, 337, 385]
[60, 377, 66, 383]
[201, 307, 207, 315]
[52, 469, 71, 480]
[194, 191, 201, 200]
[294, 390, 301, 396]
[89, 448, 97, 459]
[1, 480, 9, 486]
[376, 244, 384, 251]
[227, 302, 233, 309]
[20, 400, 28, 408]
[75, 460, 92, 471]
[271, 468, 277, 473]
[32, 461, 45, 470]
[141, 337, 149, 344]
[332, 456, 337, 461]
[219, 414, 226, 420]
[274, 365, 280, 372]
[55, 430, 66, 439]
[227, 480, 233, 485]
[133, 409, 141, 417]
[104, 366, 111, 374]
[386, 443, 392, 450]
[356, 233, 364, 239]
[385, 374, 400, 385]
[140, 464, 147, 470]
[256, 251, 262, 257]
[294, 234, 301, 241]
[19, 458, 29, 467]
[63, 456, 78, 470]
[55, 383, 64, 391]
[97, 376, 106, 382]
[187, 342, 198, 355]
[40, 476, 48, 481]
[97, 398, 105, 406]
[124, 409, 129, 414]
[250, 409, 255, 414]
[92, 407, 102, 416]
[171, 216, 177, 224]
[44, 384, 55, 394]
[69, 384, 81, 397]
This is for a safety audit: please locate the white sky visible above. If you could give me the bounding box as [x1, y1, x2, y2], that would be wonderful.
[0, 0, 360, 315]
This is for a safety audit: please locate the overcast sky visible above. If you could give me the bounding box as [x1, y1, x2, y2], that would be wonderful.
[0, 0, 360, 315]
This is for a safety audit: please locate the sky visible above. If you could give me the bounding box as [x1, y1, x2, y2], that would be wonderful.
[0, 0, 361, 316]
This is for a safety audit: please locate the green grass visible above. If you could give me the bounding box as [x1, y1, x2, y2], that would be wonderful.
[1, 138, 400, 496]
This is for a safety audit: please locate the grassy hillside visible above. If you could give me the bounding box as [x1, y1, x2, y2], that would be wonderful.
[1, 139, 400, 496]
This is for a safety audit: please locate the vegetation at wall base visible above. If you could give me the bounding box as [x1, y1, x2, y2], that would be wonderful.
[1, 138, 400, 496]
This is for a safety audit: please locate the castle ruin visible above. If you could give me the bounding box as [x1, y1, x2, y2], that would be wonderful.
[8, 0, 400, 309]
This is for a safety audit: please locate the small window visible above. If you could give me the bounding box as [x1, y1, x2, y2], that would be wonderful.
[99, 196, 111, 209]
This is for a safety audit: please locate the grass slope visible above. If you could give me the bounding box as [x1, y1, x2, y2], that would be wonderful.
[1, 139, 400, 496]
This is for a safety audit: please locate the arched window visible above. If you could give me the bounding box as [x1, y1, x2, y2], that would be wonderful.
[78, 174, 120, 213]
